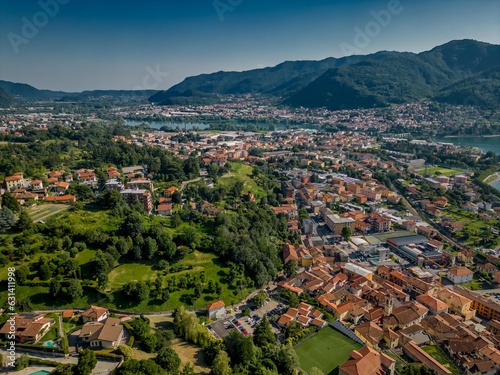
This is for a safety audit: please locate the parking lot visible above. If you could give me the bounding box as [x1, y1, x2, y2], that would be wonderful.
[206, 296, 284, 338]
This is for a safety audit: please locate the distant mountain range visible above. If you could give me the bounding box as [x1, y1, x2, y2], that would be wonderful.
[150, 39, 500, 110]
[3, 40, 499, 110]
[0, 80, 156, 106]
[0, 87, 15, 107]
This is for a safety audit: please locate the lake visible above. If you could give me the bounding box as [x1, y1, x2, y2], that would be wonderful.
[434, 135, 500, 155]
[492, 180, 500, 190]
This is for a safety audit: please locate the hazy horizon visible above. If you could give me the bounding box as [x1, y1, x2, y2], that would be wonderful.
[1, 0, 499, 91]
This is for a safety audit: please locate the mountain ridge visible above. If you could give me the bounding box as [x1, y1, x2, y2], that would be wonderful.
[149, 39, 500, 109]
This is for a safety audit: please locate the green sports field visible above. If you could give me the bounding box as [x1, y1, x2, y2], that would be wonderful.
[294, 326, 363, 375]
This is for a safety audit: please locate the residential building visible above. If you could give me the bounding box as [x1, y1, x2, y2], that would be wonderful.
[454, 287, 500, 321]
[81, 306, 109, 323]
[207, 300, 226, 319]
[338, 346, 395, 375]
[79, 317, 123, 348]
[0, 313, 54, 344]
[121, 189, 153, 214]
[447, 267, 474, 285]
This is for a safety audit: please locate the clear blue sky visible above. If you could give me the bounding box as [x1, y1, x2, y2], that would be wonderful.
[0, 0, 498, 91]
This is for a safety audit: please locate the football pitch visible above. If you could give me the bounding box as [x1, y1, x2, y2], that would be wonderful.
[294, 326, 363, 375]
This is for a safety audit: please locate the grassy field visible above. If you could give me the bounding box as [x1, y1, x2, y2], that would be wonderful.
[0, 206, 251, 312]
[108, 263, 156, 289]
[171, 338, 210, 374]
[294, 327, 362, 375]
[218, 162, 265, 198]
[422, 345, 461, 375]
[30, 204, 70, 222]
[416, 167, 462, 177]
[75, 249, 97, 265]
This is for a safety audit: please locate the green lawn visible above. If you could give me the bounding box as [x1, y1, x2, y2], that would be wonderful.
[75, 249, 96, 265]
[422, 345, 461, 375]
[294, 326, 362, 375]
[416, 167, 462, 177]
[218, 162, 265, 198]
[108, 263, 156, 289]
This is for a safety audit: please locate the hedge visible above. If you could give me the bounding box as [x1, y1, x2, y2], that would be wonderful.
[16, 343, 65, 354]
[61, 336, 69, 354]
[127, 335, 135, 348]
[28, 357, 60, 367]
[94, 351, 123, 360]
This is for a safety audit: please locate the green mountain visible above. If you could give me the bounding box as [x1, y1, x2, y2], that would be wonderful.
[434, 67, 500, 108]
[148, 52, 397, 104]
[149, 39, 500, 109]
[0, 80, 156, 102]
[0, 87, 15, 107]
[284, 40, 500, 110]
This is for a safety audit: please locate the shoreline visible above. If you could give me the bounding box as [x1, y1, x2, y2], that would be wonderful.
[439, 135, 500, 138]
[484, 172, 500, 186]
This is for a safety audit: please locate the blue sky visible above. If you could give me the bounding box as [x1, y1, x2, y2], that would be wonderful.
[0, 0, 499, 91]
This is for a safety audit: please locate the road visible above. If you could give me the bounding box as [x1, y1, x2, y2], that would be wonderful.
[180, 177, 201, 191]
[391, 182, 467, 252]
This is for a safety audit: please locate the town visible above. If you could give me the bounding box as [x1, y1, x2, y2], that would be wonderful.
[0, 101, 499, 375]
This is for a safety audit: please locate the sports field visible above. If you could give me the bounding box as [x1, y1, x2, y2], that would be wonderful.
[294, 326, 362, 375]
[416, 167, 462, 177]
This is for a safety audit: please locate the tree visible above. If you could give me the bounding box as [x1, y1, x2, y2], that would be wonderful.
[75, 349, 97, 375]
[224, 330, 255, 367]
[124, 281, 150, 303]
[143, 237, 158, 260]
[181, 363, 196, 375]
[52, 364, 76, 375]
[117, 344, 134, 361]
[155, 277, 163, 298]
[400, 364, 438, 375]
[115, 359, 166, 375]
[210, 350, 232, 375]
[49, 280, 61, 297]
[253, 315, 275, 347]
[171, 213, 182, 228]
[15, 209, 33, 231]
[341, 226, 352, 242]
[215, 282, 222, 297]
[155, 346, 181, 374]
[0, 206, 16, 230]
[14, 354, 29, 371]
[253, 290, 268, 307]
[66, 279, 83, 301]
[274, 344, 299, 375]
[39, 262, 52, 280]
[284, 260, 298, 278]
[1, 191, 20, 212]
[172, 191, 182, 204]
[16, 265, 29, 285]
[123, 212, 145, 238]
